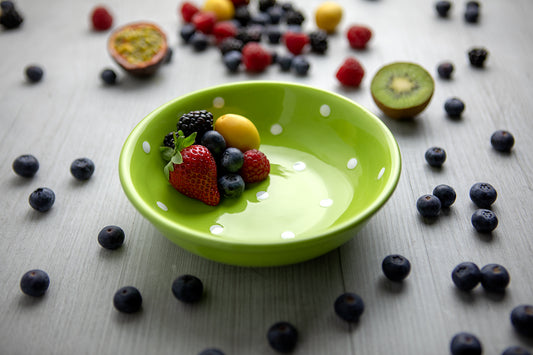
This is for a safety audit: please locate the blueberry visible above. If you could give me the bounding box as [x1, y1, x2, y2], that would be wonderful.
[471, 209, 498, 233]
[468, 47, 489, 68]
[25, 65, 44, 83]
[234, 5, 251, 26]
[198, 349, 225, 355]
[218, 174, 245, 199]
[291, 56, 310, 76]
[480, 263, 510, 292]
[444, 97, 465, 118]
[70, 157, 95, 180]
[450, 332, 483, 355]
[469, 182, 497, 208]
[502, 346, 531, 355]
[250, 12, 270, 25]
[20, 269, 50, 297]
[382, 254, 411, 281]
[0, 1, 15, 12]
[437, 62, 454, 79]
[201, 130, 226, 157]
[100, 68, 117, 85]
[113, 286, 142, 313]
[190, 32, 209, 51]
[267, 321, 298, 353]
[334, 292, 365, 322]
[164, 47, 173, 63]
[435, 1, 452, 17]
[278, 54, 294, 71]
[12, 154, 39, 177]
[265, 25, 282, 44]
[491, 130, 515, 152]
[29, 187, 55, 212]
[172, 274, 204, 303]
[267, 6, 283, 24]
[510, 305, 533, 337]
[425, 147, 446, 167]
[220, 147, 244, 172]
[432, 184, 456, 208]
[416, 194, 441, 218]
[451, 262, 481, 291]
[222, 50, 242, 72]
[464, 7, 479, 23]
[180, 23, 196, 43]
[98, 225, 125, 250]
[466, 1, 480, 8]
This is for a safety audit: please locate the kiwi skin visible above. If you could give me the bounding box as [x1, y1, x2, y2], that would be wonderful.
[370, 62, 435, 119]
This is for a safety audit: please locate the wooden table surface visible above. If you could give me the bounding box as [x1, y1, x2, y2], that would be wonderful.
[1, 0, 532, 354]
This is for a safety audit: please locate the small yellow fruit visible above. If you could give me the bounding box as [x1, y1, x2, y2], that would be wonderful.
[203, 0, 235, 21]
[315, 1, 343, 33]
[214, 113, 260, 152]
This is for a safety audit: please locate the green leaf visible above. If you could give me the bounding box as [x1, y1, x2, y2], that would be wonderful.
[160, 146, 174, 162]
[162, 130, 197, 180]
[171, 153, 183, 165]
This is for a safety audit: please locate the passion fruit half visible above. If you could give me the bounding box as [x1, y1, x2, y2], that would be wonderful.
[108, 22, 168, 77]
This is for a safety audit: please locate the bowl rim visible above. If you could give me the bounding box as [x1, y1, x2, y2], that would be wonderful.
[119, 80, 401, 249]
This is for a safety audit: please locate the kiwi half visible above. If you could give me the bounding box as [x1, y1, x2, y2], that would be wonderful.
[370, 62, 435, 119]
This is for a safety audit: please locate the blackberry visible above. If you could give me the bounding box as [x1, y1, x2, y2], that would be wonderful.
[236, 25, 263, 44]
[285, 9, 305, 26]
[309, 30, 328, 54]
[163, 131, 176, 148]
[468, 47, 489, 68]
[218, 37, 244, 56]
[177, 110, 213, 144]
[0, 2, 23, 29]
[491, 130, 515, 152]
[258, 0, 276, 12]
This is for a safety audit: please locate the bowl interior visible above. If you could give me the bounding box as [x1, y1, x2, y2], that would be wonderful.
[119, 81, 400, 251]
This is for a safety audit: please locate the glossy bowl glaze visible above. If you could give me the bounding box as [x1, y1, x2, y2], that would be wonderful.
[119, 81, 401, 266]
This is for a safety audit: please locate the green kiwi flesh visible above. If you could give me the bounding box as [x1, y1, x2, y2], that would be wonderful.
[370, 62, 435, 119]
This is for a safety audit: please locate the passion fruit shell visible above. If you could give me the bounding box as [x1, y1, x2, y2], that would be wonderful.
[108, 22, 168, 77]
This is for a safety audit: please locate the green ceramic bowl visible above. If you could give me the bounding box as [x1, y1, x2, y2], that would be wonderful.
[119, 81, 401, 266]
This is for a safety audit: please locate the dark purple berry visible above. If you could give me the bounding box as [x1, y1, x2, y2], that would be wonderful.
[417, 194, 441, 218]
[382, 254, 411, 281]
[12, 154, 39, 177]
[471, 209, 498, 233]
[100, 68, 117, 84]
[25, 65, 44, 83]
[451, 262, 481, 291]
[218, 174, 245, 199]
[480, 263, 510, 292]
[29, 187, 55, 212]
[98, 225, 125, 250]
[425, 147, 446, 167]
[334, 292, 365, 322]
[491, 130, 515, 152]
[510, 305, 533, 337]
[437, 62, 454, 79]
[468, 47, 489, 68]
[502, 346, 531, 355]
[444, 97, 465, 118]
[113, 286, 142, 313]
[172, 274, 204, 303]
[469, 182, 497, 208]
[200, 130, 226, 157]
[435, 1, 452, 17]
[267, 321, 298, 353]
[70, 157, 95, 180]
[450, 332, 482, 355]
[433, 184, 456, 208]
[291, 55, 310, 75]
[20, 269, 50, 297]
[198, 349, 225, 355]
[220, 147, 244, 172]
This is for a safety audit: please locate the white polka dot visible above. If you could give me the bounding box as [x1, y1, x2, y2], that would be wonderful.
[213, 97, 224, 108]
[156, 201, 168, 211]
[293, 161, 306, 171]
[377, 167, 385, 180]
[281, 231, 295, 239]
[142, 141, 151, 154]
[320, 198, 333, 207]
[347, 158, 358, 169]
[320, 104, 331, 117]
[270, 123, 283, 135]
[210, 225, 224, 235]
[257, 191, 269, 200]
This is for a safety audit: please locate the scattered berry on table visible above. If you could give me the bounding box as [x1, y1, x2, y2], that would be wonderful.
[258, 0, 276, 12]
[25, 65, 44, 83]
[444, 97, 465, 118]
[100, 68, 117, 85]
[180, 23, 197, 43]
[172, 274, 204, 303]
[98, 225, 125, 250]
[450, 332, 483, 355]
[198, 349, 225, 355]
[70, 157, 95, 180]
[469, 182, 497, 208]
[346, 25, 372, 50]
[467, 1, 480, 8]
[113, 286, 142, 313]
[220, 147, 244, 172]
[437, 62, 454, 79]
[20, 269, 50, 297]
[218, 37, 244, 56]
[468, 47, 489, 68]
[451, 262, 481, 291]
[222, 50, 242, 72]
[285, 8, 305, 26]
[291, 55, 310, 75]
[334, 292, 365, 322]
[510, 305, 533, 337]
[416, 194, 442, 218]
[180, 1, 200, 23]
[335, 57, 365, 87]
[192, 11, 217, 34]
[239, 149, 270, 183]
[267, 321, 299, 353]
[267, 6, 283, 25]
[435, 1, 452, 17]
[218, 174, 245, 198]
[283, 31, 309, 55]
[382, 254, 411, 281]
[29, 187, 55, 212]
[12, 154, 39, 178]
[502, 346, 532, 355]
[432, 184, 456, 208]
[177, 110, 214, 144]
[250, 11, 270, 26]
[190, 32, 210, 51]
[164, 48, 173, 63]
[425, 147, 446, 167]
[490, 130, 515, 152]
[212, 21, 238, 44]
[236, 25, 263, 43]
[200, 130, 226, 157]
[241, 42, 272, 72]
[471, 209, 498, 233]
[309, 30, 328, 54]
[314, 1, 343, 33]
[0, 0, 23, 29]
[265, 25, 282, 44]
[277, 54, 294, 71]
[90, 6, 113, 31]
[464, 5, 480, 23]
[480, 263, 510, 292]
[234, 5, 251, 26]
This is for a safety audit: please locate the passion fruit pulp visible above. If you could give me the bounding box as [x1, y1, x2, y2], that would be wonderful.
[108, 22, 168, 77]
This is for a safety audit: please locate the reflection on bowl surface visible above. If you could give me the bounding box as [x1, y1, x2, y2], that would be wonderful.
[119, 81, 401, 266]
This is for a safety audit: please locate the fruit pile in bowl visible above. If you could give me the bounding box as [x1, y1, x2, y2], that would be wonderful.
[119, 81, 401, 266]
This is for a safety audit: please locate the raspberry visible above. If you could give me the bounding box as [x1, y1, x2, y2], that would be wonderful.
[335, 57, 365, 87]
[90, 6, 113, 31]
[212, 21, 238, 44]
[239, 150, 270, 183]
[180, 1, 200, 23]
[283, 31, 309, 55]
[241, 43, 272, 72]
[346, 25, 372, 49]
[192, 11, 217, 34]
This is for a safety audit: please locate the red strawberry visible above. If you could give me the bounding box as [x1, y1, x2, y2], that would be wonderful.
[283, 31, 310, 55]
[164, 132, 220, 206]
[239, 149, 270, 183]
[336, 57, 365, 87]
[241, 43, 272, 72]
[180, 1, 200, 23]
[192, 11, 217, 34]
[346, 25, 372, 49]
[91, 6, 113, 31]
[212, 21, 238, 44]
